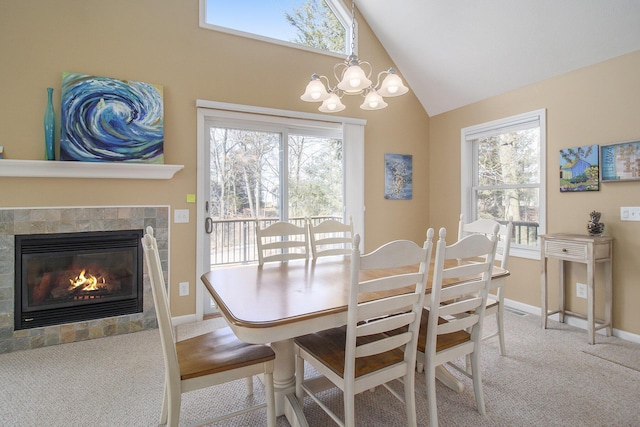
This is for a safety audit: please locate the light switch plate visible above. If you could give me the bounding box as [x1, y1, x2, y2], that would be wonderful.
[620, 207, 640, 221]
[174, 209, 190, 223]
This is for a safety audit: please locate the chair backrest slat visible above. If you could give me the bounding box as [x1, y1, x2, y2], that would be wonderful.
[256, 220, 309, 265]
[357, 293, 420, 323]
[360, 272, 425, 294]
[439, 279, 486, 300]
[308, 217, 353, 259]
[437, 313, 480, 335]
[357, 311, 416, 336]
[355, 332, 412, 359]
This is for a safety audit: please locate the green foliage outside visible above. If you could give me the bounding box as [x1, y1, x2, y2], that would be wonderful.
[285, 0, 346, 54]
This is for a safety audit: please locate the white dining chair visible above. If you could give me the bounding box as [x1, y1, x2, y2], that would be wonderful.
[417, 226, 498, 427]
[307, 216, 353, 259]
[255, 220, 309, 265]
[458, 213, 513, 355]
[142, 227, 276, 427]
[294, 229, 434, 427]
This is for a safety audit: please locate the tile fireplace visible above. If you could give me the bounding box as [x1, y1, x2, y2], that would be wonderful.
[0, 206, 169, 354]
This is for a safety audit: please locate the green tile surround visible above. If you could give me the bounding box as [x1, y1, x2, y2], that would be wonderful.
[0, 206, 169, 354]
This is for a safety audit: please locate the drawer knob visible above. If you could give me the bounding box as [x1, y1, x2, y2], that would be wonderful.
[562, 248, 567, 252]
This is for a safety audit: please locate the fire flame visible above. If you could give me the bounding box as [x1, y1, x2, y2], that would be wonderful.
[69, 269, 105, 292]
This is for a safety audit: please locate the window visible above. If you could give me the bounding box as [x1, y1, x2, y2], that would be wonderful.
[461, 109, 546, 259]
[197, 101, 365, 267]
[199, 0, 350, 56]
[207, 124, 343, 221]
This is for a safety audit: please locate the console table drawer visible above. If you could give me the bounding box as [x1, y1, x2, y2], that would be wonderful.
[545, 240, 587, 260]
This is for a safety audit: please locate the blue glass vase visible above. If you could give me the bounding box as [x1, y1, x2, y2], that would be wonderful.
[44, 87, 55, 160]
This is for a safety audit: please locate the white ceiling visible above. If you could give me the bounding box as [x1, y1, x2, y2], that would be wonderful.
[357, 0, 640, 116]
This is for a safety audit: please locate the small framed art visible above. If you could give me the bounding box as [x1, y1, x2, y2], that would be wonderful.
[384, 153, 412, 200]
[600, 140, 640, 182]
[559, 145, 599, 192]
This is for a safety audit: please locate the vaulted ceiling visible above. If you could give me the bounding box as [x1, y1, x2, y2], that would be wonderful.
[357, 0, 640, 116]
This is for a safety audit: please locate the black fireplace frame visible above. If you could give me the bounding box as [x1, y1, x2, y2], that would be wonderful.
[14, 229, 144, 330]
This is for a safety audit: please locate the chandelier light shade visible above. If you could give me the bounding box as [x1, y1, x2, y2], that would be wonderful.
[319, 93, 346, 113]
[377, 71, 409, 97]
[300, 0, 409, 113]
[300, 74, 330, 102]
[360, 89, 387, 110]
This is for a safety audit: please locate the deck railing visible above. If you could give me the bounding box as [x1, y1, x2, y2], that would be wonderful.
[505, 220, 539, 247]
[209, 217, 539, 266]
[209, 216, 341, 266]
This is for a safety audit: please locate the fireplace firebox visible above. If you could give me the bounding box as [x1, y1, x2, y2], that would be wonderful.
[14, 229, 144, 330]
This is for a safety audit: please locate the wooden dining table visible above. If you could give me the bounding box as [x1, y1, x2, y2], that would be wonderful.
[201, 255, 508, 427]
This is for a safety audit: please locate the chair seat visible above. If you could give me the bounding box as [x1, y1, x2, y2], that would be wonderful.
[416, 309, 471, 354]
[295, 325, 405, 378]
[177, 326, 275, 381]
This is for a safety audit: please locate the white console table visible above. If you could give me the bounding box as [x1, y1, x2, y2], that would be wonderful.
[540, 233, 613, 344]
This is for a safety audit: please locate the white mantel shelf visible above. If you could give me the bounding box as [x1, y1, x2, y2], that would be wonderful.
[0, 159, 184, 179]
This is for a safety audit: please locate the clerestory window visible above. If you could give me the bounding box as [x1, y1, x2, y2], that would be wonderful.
[199, 0, 350, 56]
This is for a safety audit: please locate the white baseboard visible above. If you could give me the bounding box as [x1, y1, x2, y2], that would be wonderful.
[171, 314, 198, 327]
[503, 298, 640, 345]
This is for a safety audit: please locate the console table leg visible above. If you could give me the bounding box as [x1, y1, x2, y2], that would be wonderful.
[604, 260, 613, 337]
[587, 262, 595, 345]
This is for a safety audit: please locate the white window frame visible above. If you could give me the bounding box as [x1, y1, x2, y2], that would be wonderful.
[198, 0, 352, 59]
[195, 100, 365, 319]
[461, 108, 546, 260]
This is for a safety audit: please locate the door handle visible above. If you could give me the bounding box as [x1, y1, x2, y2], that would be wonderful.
[205, 217, 213, 234]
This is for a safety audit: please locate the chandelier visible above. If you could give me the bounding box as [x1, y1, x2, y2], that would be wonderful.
[300, 0, 408, 113]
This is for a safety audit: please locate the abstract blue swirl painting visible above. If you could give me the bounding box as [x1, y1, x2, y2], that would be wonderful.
[60, 72, 164, 163]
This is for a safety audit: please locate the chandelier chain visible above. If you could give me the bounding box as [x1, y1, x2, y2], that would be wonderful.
[350, 0, 356, 55]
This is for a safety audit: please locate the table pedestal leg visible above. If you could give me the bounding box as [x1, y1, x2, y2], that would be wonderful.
[270, 339, 295, 415]
[270, 339, 309, 426]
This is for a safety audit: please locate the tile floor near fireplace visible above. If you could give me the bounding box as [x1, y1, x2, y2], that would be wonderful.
[0, 206, 169, 354]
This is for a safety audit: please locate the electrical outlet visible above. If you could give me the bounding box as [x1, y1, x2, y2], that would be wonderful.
[174, 209, 190, 223]
[576, 282, 587, 299]
[179, 282, 189, 296]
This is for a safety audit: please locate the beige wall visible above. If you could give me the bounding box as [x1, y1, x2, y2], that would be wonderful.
[0, 1, 430, 316]
[430, 50, 640, 335]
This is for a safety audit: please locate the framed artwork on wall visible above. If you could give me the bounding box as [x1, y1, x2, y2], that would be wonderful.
[384, 153, 412, 200]
[60, 72, 164, 163]
[559, 145, 599, 192]
[600, 140, 640, 182]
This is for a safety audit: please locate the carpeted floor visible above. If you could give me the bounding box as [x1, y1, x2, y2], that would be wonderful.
[1, 311, 639, 426]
